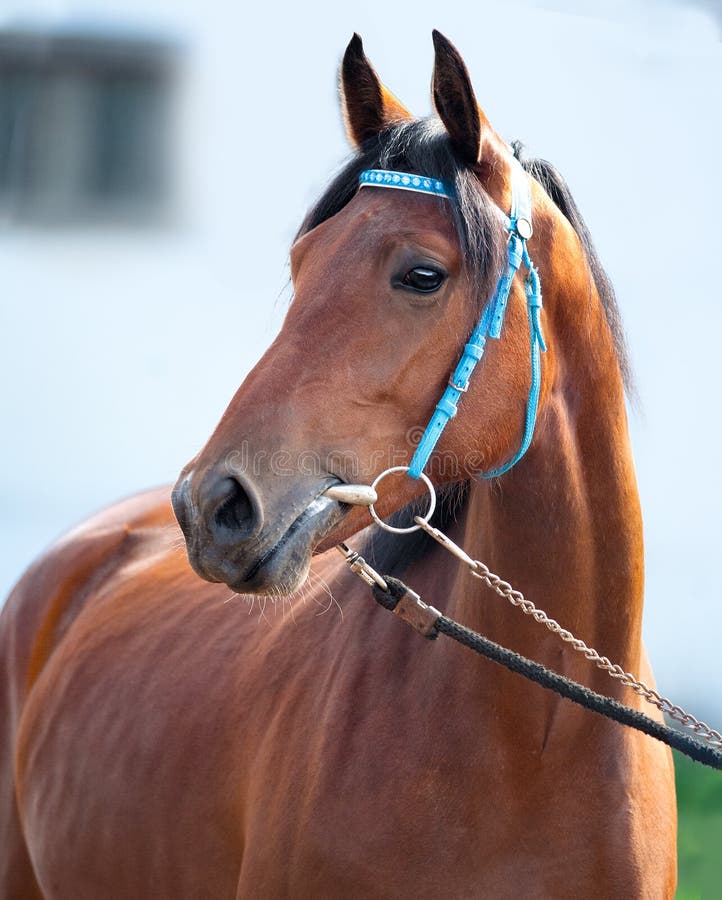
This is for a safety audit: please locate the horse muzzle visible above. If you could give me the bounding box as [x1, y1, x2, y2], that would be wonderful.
[171, 469, 348, 594]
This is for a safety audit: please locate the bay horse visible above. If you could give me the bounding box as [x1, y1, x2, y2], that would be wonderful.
[0, 32, 677, 899]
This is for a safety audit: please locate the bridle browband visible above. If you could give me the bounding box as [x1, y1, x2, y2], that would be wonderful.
[359, 162, 546, 480]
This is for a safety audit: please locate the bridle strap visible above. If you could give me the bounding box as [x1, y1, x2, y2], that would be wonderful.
[483, 247, 545, 479]
[408, 159, 545, 479]
[358, 160, 546, 481]
[359, 168, 451, 199]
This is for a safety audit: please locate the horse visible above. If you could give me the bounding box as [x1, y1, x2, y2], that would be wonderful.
[0, 31, 677, 899]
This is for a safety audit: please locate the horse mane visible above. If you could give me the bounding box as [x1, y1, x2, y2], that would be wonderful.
[511, 140, 634, 396]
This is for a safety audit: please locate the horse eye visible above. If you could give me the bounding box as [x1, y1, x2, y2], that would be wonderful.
[401, 267, 446, 293]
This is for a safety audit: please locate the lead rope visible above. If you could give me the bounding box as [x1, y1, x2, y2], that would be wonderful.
[470, 552, 722, 747]
[330, 475, 722, 770]
[412, 516, 722, 750]
[365, 571, 722, 771]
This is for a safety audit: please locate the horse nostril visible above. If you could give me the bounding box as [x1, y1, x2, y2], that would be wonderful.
[208, 476, 260, 539]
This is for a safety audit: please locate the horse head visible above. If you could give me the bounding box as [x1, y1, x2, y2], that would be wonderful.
[172, 32, 610, 595]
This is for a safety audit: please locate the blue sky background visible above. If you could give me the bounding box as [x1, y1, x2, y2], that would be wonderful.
[1, 0, 720, 719]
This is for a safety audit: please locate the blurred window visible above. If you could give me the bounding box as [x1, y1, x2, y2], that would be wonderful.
[0, 28, 179, 225]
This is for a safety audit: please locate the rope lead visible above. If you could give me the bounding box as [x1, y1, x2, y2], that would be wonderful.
[371, 576, 722, 771]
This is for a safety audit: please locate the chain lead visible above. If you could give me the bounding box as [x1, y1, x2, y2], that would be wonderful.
[413, 517, 722, 750]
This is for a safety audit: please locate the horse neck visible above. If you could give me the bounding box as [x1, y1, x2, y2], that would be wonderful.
[416, 232, 643, 686]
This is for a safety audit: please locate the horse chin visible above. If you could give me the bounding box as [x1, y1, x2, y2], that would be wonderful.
[208, 494, 347, 597]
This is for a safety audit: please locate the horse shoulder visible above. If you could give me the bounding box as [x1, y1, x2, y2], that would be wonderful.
[1, 486, 174, 705]
[0, 487, 174, 896]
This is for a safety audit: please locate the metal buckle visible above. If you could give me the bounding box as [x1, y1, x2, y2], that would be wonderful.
[448, 376, 468, 393]
[392, 585, 440, 639]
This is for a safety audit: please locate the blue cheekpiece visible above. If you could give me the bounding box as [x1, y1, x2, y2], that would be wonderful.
[358, 161, 546, 481]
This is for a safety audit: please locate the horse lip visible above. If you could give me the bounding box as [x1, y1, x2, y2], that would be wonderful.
[232, 479, 347, 588]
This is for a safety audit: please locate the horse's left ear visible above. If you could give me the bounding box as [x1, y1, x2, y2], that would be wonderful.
[340, 33, 413, 148]
[431, 30, 492, 164]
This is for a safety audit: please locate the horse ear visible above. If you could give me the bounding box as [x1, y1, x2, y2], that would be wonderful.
[340, 33, 412, 148]
[431, 30, 490, 164]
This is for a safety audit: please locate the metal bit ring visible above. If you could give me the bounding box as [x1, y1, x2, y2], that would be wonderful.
[368, 466, 437, 534]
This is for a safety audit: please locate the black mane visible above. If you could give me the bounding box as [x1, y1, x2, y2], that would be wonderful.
[511, 140, 633, 394]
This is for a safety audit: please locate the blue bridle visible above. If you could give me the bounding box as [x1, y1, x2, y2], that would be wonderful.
[358, 163, 546, 480]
